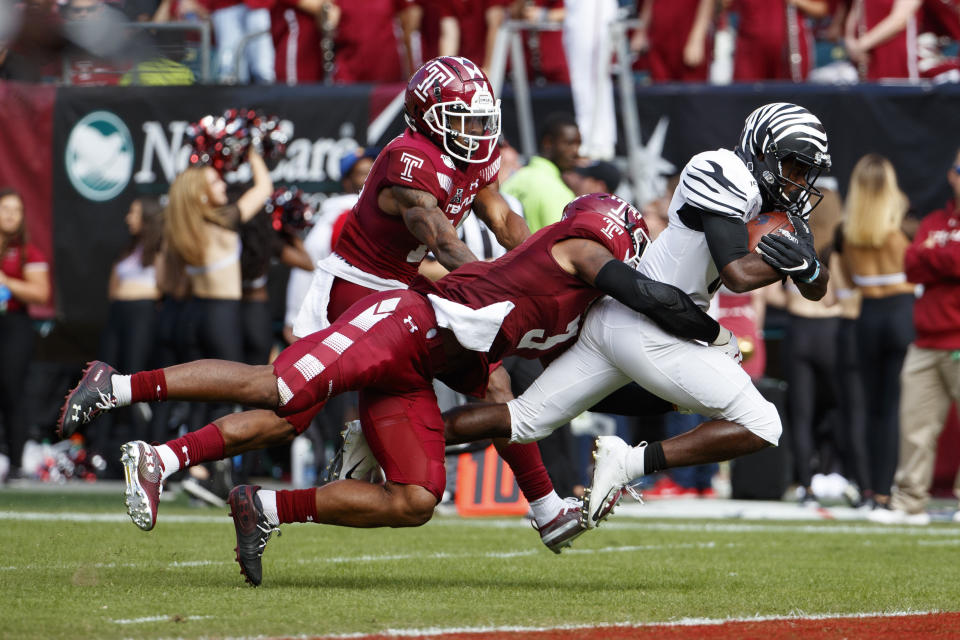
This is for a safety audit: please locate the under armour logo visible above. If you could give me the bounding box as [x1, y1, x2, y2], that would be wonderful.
[403, 316, 419, 333]
[182, 445, 190, 467]
[155, 384, 161, 400]
[71, 404, 80, 421]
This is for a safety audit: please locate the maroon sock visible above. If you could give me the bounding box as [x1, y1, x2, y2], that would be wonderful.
[164, 423, 225, 469]
[495, 441, 553, 502]
[276, 488, 319, 524]
[131, 369, 167, 403]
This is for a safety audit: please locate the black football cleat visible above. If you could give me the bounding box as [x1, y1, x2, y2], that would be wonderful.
[228, 485, 280, 587]
[58, 361, 118, 438]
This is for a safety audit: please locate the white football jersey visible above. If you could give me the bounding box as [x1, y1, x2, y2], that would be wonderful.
[639, 148, 761, 309]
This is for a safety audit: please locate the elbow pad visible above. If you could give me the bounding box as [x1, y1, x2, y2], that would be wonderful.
[594, 260, 721, 343]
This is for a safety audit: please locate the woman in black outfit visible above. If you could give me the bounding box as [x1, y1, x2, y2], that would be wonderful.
[0, 188, 51, 477]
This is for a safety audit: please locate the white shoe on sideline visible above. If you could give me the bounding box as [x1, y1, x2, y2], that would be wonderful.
[867, 506, 930, 526]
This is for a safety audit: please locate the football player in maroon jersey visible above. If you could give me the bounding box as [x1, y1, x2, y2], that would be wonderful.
[59, 193, 734, 586]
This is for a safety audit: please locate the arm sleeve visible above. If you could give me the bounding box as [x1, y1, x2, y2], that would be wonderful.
[905, 218, 960, 283]
[701, 209, 750, 269]
[588, 382, 674, 416]
[593, 259, 721, 343]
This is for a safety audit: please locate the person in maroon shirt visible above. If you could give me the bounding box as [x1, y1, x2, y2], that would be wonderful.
[731, 0, 829, 82]
[633, 0, 714, 83]
[331, 0, 404, 83]
[870, 148, 960, 524]
[271, 0, 326, 84]
[0, 189, 50, 477]
[61, 193, 725, 587]
[845, 0, 922, 81]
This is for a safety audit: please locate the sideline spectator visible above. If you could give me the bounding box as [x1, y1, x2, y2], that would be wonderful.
[569, 160, 621, 197]
[845, 0, 922, 81]
[839, 153, 915, 510]
[332, 0, 404, 83]
[511, 0, 569, 84]
[206, 0, 275, 84]
[562, 0, 618, 159]
[458, 0, 511, 72]
[0, 188, 50, 479]
[501, 112, 580, 232]
[870, 147, 960, 525]
[730, 0, 829, 82]
[271, 0, 328, 84]
[633, 0, 714, 83]
[829, 211, 870, 505]
[62, 0, 133, 85]
[88, 198, 163, 464]
[781, 189, 844, 505]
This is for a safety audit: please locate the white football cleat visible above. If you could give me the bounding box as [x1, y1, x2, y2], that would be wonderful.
[325, 420, 384, 483]
[584, 436, 635, 529]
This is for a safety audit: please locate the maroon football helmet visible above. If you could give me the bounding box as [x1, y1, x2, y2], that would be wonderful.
[562, 193, 650, 267]
[403, 56, 501, 164]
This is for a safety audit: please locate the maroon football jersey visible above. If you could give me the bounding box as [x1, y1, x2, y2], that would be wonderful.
[334, 129, 501, 283]
[411, 211, 635, 362]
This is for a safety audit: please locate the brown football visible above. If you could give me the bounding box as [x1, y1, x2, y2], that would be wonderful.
[747, 211, 794, 251]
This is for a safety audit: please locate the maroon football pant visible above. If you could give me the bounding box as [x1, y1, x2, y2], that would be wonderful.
[273, 290, 450, 498]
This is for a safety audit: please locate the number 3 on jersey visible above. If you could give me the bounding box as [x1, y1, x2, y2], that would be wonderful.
[517, 315, 581, 351]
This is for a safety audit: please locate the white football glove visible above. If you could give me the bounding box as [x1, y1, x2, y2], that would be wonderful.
[710, 326, 742, 365]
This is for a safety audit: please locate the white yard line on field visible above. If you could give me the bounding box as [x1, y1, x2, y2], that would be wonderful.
[2, 509, 958, 537]
[0, 541, 732, 572]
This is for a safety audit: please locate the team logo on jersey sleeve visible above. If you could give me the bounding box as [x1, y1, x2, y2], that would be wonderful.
[399, 152, 424, 182]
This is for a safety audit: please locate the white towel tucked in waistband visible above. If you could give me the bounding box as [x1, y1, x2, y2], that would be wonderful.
[427, 294, 515, 352]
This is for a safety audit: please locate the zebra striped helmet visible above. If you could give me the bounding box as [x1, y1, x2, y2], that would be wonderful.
[735, 103, 831, 214]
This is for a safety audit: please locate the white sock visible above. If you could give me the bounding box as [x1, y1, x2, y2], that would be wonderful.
[529, 491, 565, 527]
[624, 443, 647, 480]
[112, 375, 132, 406]
[257, 489, 279, 525]
[155, 444, 181, 481]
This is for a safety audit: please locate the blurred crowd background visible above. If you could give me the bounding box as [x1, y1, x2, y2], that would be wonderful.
[3, 0, 959, 88]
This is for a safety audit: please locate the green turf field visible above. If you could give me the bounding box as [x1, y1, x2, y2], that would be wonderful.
[2, 488, 959, 639]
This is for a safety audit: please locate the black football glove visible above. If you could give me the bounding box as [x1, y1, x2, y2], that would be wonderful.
[757, 233, 821, 283]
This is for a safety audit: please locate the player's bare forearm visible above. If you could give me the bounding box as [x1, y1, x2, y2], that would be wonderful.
[795, 262, 830, 300]
[432, 226, 480, 271]
[721, 252, 784, 293]
[474, 185, 531, 249]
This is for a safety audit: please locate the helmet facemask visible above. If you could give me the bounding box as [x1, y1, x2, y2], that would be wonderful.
[758, 143, 831, 216]
[623, 211, 650, 269]
[423, 86, 501, 164]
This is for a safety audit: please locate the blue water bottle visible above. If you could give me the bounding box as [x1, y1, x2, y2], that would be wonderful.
[0, 284, 10, 314]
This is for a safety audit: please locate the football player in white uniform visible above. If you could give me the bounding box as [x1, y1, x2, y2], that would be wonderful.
[443, 102, 833, 528]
